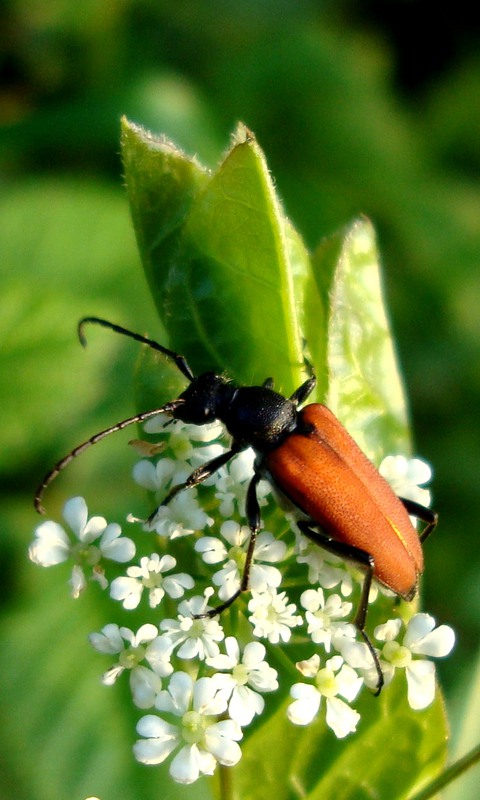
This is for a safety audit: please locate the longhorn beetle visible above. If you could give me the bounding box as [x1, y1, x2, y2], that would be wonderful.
[35, 317, 437, 693]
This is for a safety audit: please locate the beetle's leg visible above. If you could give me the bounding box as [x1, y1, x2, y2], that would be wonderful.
[262, 377, 274, 389]
[297, 520, 384, 695]
[399, 497, 438, 544]
[194, 472, 262, 619]
[146, 445, 243, 526]
[289, 375, 317, 406]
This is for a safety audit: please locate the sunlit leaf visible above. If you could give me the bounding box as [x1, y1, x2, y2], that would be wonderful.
[314, 218, 410, 463]
[122, 118, 323, 396]
[235, 677, 447, 800]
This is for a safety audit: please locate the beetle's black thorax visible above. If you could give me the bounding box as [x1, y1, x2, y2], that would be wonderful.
[221, 385, 297, 451]
[175, 372, 297, 452]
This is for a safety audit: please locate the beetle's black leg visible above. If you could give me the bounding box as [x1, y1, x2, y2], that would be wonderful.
[399, 497, 438, 544]
[297, 520, 383, 695]
[146, 445, 244, 526]
[195, 471, 262, 619]
[289, 375, 317, 406]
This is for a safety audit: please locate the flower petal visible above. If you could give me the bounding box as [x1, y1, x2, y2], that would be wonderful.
[170, 744, 214, 783]
[194, 676, 230, 716]
[163, 573, 195, 599]
[29, 521, 70, 566]
[229, 685, 264, 726]
[134, 718, 178, 765]
[409, 624, 455, 658]
[130, 666, 162, 709]
[204, 720, 243, 765]
[325, 696, 360, 738]
[63, 496, 88, 536]
[134, 623, 160, 646]
[100, 524, 135, 562]
[70, 564, 87, 598]
[403, 614, 436, 647]
[288, 684, 321, 725]
[110, 576, 143, 609]
[156, 672, 192, 716]
[89, 623, 124, 654]
[406, 660, 436, 710]
[242, 641, 266, 669]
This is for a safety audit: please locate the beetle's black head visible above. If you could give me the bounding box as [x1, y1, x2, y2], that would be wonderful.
[173, 371, 235, 425]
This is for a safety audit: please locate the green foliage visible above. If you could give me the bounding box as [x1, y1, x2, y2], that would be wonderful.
[122, 119, 319, 396]
[236, 682, 447, 800]
[2, 3, 480, 797]
[320, 219, 411, 464]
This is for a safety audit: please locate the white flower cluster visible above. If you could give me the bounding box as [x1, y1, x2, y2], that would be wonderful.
[29, 416, 455, 784]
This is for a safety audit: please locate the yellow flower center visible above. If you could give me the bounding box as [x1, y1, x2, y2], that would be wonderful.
[182, 710, 208, 744]
[119, 645, 146, 669]
[228, 544, 247, 569]
[315, 668, 338, 698]
[232, 663, 250, 686]
[383, 641, 412, 668]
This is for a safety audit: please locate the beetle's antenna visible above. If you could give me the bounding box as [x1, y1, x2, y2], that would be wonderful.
[78, 317, 195, 383]
[34, 400, 184, 515]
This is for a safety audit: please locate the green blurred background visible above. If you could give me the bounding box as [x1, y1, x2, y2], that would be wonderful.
[2, 1, 480, 797]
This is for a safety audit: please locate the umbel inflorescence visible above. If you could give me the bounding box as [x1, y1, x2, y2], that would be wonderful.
[29, 415, 454, 785]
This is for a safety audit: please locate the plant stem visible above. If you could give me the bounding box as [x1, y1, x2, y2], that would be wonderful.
[218, 764, 234, 800]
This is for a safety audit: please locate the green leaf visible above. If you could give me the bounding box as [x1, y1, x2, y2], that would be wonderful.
[122, 118, 324, 397]
[285, 219, 328, 399]
[234, 676, 448, 800]
[314, 218, 410, 463]
[121, 116, 210, 311]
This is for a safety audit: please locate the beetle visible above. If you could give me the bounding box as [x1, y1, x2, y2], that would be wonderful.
[35, 316, 437, 692]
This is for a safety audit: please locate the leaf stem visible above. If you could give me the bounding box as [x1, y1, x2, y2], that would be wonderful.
[408, 743, 480, 800]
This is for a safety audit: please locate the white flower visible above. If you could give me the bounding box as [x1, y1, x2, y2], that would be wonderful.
[248, 589, 302, 643]
[338, 636, 381, 675]
[206, 636, 278, 726]
[301, 588, 354, 652]
[149, 491, 214, 539]
[195, 521, 286, 601]
[134, 671, 242, 783]
[29, 497, 135, 598]
[110, 553, 194, 609]
[288, 654, 362, 738]
[89, 623, 173, 708]
[379, 454, 432, 508]
[165, 427, 226, 468]
[159, 592, 225, 660]
[295, 534, 354, 596]
[372, 613, 455, 710]
[133, 457, 190, 496]
[214, 450, 270, 517]
[136, 417, 226, 487]
[144, 414, 224, 444]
